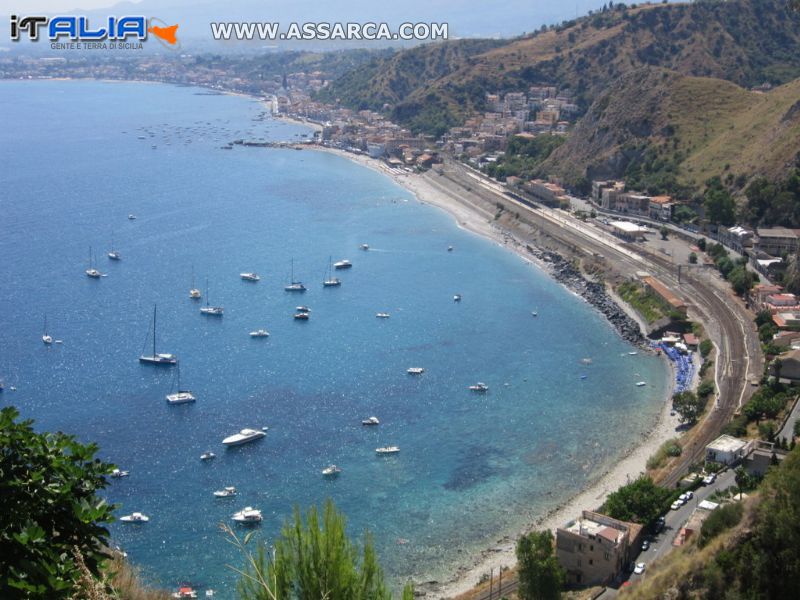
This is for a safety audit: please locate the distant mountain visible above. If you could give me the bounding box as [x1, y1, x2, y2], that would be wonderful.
[321, 0, 800, 190]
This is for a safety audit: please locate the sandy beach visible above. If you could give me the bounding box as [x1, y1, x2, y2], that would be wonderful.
[286, 140, 686, 598]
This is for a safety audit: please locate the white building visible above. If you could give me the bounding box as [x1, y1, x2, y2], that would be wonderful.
[705, 435, 749, 466]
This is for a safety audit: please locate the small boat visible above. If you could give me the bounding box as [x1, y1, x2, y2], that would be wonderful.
[376, 446, 400, 455]
[232, 507, 262, 524]
[139, 305, 178, 365]
[42, 315, 53, 345]
[333, 259, 352, 269]
[407, 367, 425, 375]
[323, 256, 341, 287]
[213, 486, 237, 498]
[120, 512, 149, 523]
[200, 451, 216, 461]
[285, 258, 306, 292]
[468, 382, 489, 392]
[294, 312, 309, 320]
[628, 351, 638, 356]
[296, 306, 311, 313]
[375, 313, 390, 319]
[240, 272, 260, 282]
[110, 468, 130, 478]
[635, 381, 647, 387]
[222, 428, 266, 446]
[447, 246, 454, 252]
[362, 416, 380, 426]
[108, 231, 121, 260]
[249, 329, 270, 338]
[85, 246, 103, 278]
[531, 311, 538, 317]
[166, 365, 195, 404]
[200, 279, 224, 316]
[580, 374, 588, 380]
[322, 465, 342, 477]
[172, 586, 198, 599]
[453, 294, 462, 302]
[128, 214, 137, 220]
[189, 265, 201, 299]
[360, 244, 369, 250]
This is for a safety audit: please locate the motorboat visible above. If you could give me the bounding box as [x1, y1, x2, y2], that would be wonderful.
[468, 382, 489, 392]
[360, 244, 369, 250]
[628, 351, 638, 355]
[240, 272, 260, 282]
[128, 214, 137, 220]
[453, 294, 462, 302]
[213, 486, 237, 498]
[376, 313, 390, 319]
[376, 446, 400, 455]
[322, 465, 342, 477]
[222, 428, 266, 446]
[172, 586, 198, 599]
[294, 312, 309, 320]
[167, 390, 196, 404]
[333, 259, 352, 269]
[232, 507, 262, 524]
[296, 306, 311, 313]
[139, 305, 178, 365]
[200, 451, 216, 461]
[120, 512, 149, 523]
[447, 246, 454, 252]
[407, 367, 425, 375]
[249, 329, 270, 338]
[531, 311, 538, 317]
[635, 381, 647, 387]
[110, 468, 130, 478]
[362, 416, 380, 426]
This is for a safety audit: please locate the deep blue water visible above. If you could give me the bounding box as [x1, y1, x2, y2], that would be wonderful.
[0, 80, 668, 597]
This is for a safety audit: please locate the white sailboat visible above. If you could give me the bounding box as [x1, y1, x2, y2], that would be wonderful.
[166, 365, 196, 404]
[284, 258, 306, 292]
[85, 246, 102, 278]
[139, 305, 177, 365]
[189, 265, 201, 299]
[42, 315, 53, 345]
[323, 256, 341, 287]
[108, 231, 121, 260]
[200, 278, 224, 316]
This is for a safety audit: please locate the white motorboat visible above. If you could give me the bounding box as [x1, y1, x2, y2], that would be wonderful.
[128, 214, 137, 220]
[628, 351, 638, 355]
[240, 272, 260, 282]
[376, 446, 400, 455]
[468, 382, 489, 392]
[42, 315, 53, 345]
[322, 465, 342, 477]
[375, 313, 390, 319]
[635, 381, 647, 387]
[362, 416, 380, 426]
[360, 244, 369, 250]
[249, 329, 270, 338]
[213, 486, 237, 498]
[222, 428, 266, 446]
[333, 259, 352, 269]
[531, 311, 538, 317]
[294, 312, 309, 320]
[407, 367, 425, 375]
[200, 451, 216, 461]
[447, 246, 454, 252]
[453, 294, 462, 302]
[296, 306, 311, 313]
[110, 468, 130, 478]
[120, 512, 149, 523]
[232, 507, 262, 523]
[139, 305, 178, 365]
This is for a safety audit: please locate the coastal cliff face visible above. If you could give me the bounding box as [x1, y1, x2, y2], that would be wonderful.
[322, 0, 800, 191]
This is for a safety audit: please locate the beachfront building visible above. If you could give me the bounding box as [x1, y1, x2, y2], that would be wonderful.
[642, 275, 688, 317]
[705, 434, 749, 466]
[556, 511, 642, 586]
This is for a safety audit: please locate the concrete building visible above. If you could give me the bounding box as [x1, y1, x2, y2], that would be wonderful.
[556, 511, 642, 586]
[642, 276, 688, 316]
[609, 221, 647, 242]
[773, 348, 800, 382]
[756, 227, 800, 255]
[648, 195, 674, 221]
[525, 179, 569, 208]
[705, 434, 749, 466]
[744, 441, 787, 477]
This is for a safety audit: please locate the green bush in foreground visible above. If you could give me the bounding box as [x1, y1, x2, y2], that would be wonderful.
[698, 502, 743, 547]
[230, 499, 413, 600]
[0, 406, 116, 598]
[516, 530, 564, 600]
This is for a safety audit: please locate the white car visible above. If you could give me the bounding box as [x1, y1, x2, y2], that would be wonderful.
[703, 473, 717, 485]
[634, 562, 646, 575]
[671, 499, 684, 510]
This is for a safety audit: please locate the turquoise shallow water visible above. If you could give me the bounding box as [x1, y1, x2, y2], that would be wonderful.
[0, 80, 668, 597]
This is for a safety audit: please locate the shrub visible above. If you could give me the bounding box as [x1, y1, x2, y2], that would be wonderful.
[698, 502, 744, 547]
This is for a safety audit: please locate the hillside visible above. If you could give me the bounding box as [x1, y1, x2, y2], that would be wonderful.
[321, 0, 800, 189]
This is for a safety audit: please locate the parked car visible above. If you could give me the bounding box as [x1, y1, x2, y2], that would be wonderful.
[655, 516, 666, 533]
[634, 562, 646, 575]
[703, 473, 717, 485]
[642, 540, 650, 551]
[685, 491, 694, 501]
[671, 499, 684, 510]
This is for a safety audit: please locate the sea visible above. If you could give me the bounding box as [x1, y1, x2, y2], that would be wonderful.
[0, 80, 669, 597]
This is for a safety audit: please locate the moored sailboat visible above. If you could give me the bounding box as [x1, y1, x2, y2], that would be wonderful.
[139, 305, 177, 365]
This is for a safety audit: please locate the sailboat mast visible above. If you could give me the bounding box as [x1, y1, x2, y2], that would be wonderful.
[153, 305, 157, 357]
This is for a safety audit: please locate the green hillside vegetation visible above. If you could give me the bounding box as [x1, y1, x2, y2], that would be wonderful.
[622, 444, 800, 599]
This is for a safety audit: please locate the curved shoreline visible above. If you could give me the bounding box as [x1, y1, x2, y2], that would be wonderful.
[286, 140, 682, 598]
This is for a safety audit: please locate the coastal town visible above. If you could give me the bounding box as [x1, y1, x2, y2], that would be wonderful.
[4, 2, 800, 596]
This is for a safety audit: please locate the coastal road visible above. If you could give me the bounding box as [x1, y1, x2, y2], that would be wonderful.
[429, 159, 761, 486]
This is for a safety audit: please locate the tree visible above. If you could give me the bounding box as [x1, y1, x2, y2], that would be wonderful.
[696, 237, 707, 252]
[604, 476, 672, 525]
[699, 338, 713, 358]
[516, 530, 564, 600]
[734, 466, 749, 500]
[688, 252, 698, 264]
[231, 499, 411, 600]
[0, 406, 116, 598]
[704, 177, 736, 226]
[660, 226, 669, 240]
[673, 390, 705, 424]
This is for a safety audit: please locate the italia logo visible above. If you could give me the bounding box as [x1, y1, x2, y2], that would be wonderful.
[10, 15, 180, 47]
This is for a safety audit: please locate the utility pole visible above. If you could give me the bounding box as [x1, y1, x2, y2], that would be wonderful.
[488, 567, 493, 600]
